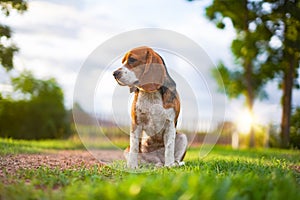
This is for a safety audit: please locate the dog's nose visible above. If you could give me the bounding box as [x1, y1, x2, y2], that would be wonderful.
[113, 70, 121, 79]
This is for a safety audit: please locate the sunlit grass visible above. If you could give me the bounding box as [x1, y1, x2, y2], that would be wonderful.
[0, 138, 299, 200]
[0, 137, 84, 155]
[0, 136, 129, 155]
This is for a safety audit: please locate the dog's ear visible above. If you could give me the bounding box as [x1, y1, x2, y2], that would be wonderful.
[122, 52, 129, 64]
[160, 67, 177, 106]
[160, 77, 177, 107]
[161, 75, 180, 127]
[144, 50, 152, 74]
[157, 55, 180, 126]
[139, 50, 166, 92]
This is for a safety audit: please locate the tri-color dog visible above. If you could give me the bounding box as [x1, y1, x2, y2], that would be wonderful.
[113, 46, 187, 168]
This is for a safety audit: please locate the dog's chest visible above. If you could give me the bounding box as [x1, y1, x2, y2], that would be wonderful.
[135, 91, 166, 135]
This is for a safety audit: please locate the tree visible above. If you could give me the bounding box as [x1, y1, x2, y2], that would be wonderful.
[0, 0, 27, 71]
[0, 71, 71, 139]
[191, 0, 300, 148]
[206, 0, 275, 147]
[262, 0, 300, 148]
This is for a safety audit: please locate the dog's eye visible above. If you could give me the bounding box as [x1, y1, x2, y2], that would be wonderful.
[128, 57, 137, 64]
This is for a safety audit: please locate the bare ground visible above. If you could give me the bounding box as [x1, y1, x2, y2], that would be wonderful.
[0, 150, 124, 179]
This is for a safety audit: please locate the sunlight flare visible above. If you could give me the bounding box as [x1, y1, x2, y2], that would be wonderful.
[236, 109, 255, 134]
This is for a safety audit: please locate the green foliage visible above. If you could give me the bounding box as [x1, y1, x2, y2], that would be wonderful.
[212, 63, 244, 98]
[0, 71, 71, 139]
[206, 0, 254, 32]
[290, 107, 300, 148]
[207, 0, 279, 104]
[11, 71, 65, 101]
[0, 0, 27, 71]
[0, 0, 27, 16]
[263, 0, 300, 81]
[0, 145, 300, 200]
[268, 124, 282, 148]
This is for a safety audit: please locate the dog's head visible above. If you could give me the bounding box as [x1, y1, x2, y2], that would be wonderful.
[113, 46, 167, 93]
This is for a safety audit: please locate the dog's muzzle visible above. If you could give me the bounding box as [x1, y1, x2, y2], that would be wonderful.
[113, 70, 122, 79]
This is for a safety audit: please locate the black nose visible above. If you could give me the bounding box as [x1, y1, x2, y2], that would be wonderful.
[113, 70, 121, 79]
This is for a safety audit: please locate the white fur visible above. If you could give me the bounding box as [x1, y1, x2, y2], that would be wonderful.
[128, 125, 142, 169]
[116, 66, 138, 86]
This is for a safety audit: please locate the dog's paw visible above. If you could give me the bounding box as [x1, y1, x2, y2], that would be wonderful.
[164, 161, 185, 168]
[127, 159, 138, 169]
[176, 161, 185, 166]
[164, 162, 177, 167]
[127, 161, 138, 169]
[127, 153, 139, 169]
[155, 162, 164, 168]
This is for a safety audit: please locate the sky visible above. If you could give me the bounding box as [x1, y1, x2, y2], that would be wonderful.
[0, 0, 299, 129]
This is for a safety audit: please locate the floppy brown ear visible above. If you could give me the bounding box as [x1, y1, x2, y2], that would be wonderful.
[139, 51, 166, 92]
[122, 52, 129, 64]
[157, 55, 180, 125]
[161, 77, 178, 108]
[144, 50, 152, 74]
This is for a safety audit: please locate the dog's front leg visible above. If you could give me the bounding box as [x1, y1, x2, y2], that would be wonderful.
[128, 126, 142, 168]
[164, 120, 176, 167]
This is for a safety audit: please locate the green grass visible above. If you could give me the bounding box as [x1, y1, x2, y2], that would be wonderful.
[0, 137, 85, 155]
[0, 136, 129, 155]
[0, 139, 300, 200]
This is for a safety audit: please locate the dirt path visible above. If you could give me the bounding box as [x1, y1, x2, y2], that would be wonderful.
[0, 150, 124, 178]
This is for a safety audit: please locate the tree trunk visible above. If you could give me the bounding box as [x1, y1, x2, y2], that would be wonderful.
[243, 0, 255, 148]
[245, 60, 255, 148]
[249, 108, 255, 148]
[280, 57, 295, 148]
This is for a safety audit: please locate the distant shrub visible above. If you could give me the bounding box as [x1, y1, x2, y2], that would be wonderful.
[0, 71, 71, 139]
[290, 107, 300, 149]
[268, 124, 281, 148]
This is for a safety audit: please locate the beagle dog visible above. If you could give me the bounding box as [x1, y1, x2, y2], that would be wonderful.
[113, 46, 187, 168]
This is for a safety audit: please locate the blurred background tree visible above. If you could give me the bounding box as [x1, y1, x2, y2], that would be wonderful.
[0, 1, 72, 139]
[0, 0, 27, 71]
[0, 71, 71, 139]
[191, 0, 300, 148]
[206, 0, 276, 147]
[262, 0, 300, 148]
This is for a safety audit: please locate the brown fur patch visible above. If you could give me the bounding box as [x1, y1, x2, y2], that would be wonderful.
[141, 134, 164, 153]
[121, 47, 166, 92]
